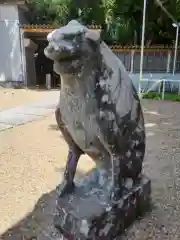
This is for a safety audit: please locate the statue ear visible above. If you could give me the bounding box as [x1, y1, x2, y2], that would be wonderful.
[85, 29, 101, 50]
[85, 29, 101, 42]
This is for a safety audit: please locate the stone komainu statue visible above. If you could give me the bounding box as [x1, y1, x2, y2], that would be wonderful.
[44, 20, 146, 201]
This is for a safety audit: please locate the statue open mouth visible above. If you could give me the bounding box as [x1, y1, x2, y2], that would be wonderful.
[44, 42, 82, 66]
[58, 53, 81, 62]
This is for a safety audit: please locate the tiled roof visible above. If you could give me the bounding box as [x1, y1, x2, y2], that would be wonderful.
[21, 25, 176, 50]
[0, 0, 25, 4]
[21, 24, 102, 29]
[0, 0, 21, 2]
[0, 0, 28, 11]
[110, 45, 175, 49]
[110, 45, 179, 51]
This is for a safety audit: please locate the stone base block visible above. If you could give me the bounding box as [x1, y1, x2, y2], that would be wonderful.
[0, 81, 24, 88]
[54, 172, 151, 240]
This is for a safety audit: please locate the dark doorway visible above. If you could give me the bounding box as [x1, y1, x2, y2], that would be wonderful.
[34, 40, 60, 88]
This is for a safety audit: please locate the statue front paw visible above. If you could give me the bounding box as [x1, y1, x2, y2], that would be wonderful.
[56, 180, 75, 197]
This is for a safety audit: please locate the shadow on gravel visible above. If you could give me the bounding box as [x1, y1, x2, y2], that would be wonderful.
[0, 168, 85, 240]
[0, 189, 61, 240]
[0, 166, 154, 240]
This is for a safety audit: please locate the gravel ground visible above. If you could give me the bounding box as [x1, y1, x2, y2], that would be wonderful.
[122, 99, 180, 240]
[0, 99, 180, 239]
[0, 89, 58, 110]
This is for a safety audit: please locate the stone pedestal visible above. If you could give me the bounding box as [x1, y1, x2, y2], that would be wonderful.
[54, 169, 151, 239]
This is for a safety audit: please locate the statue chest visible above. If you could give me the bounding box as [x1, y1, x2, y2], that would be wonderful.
[59, 91, 100, 151]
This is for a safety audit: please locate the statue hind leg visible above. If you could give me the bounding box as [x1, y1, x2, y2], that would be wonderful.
[55, 107, 84, 197]
[125, 120, 146, 185]
[97, 120, 145, 202]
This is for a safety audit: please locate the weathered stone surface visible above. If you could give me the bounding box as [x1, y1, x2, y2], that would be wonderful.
[0, 111, 42, 126]
[0, 81, 24, 88]
[0, 96, 58, 128]
[0, 122, 13, 131]
[44, 20, 151, 238]
[44, 19, 146, 200]
[54, 171, 151, 239]
[9, 106, 53, 116]
[27, 100, 57, 109]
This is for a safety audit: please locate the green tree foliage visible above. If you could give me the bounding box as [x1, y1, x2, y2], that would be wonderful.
[26, 0, 72, 25]
[26, 0, 180, 45]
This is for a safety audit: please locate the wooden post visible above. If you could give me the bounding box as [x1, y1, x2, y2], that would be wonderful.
[46, 74, 51, 90]
[130, 50, 135, 74]
[166, 50, 171, 73]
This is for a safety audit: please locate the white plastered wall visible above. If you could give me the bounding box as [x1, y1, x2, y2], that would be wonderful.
[0, 4, 23, 84]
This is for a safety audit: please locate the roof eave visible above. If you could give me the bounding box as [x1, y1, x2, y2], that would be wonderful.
[0, 0, 29, 11]
[21, 24, 102, 33]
